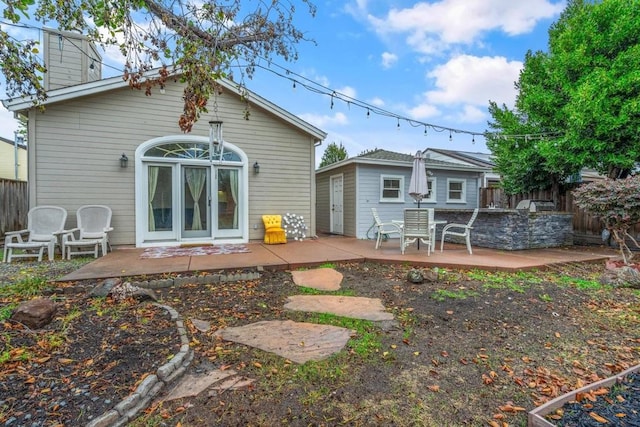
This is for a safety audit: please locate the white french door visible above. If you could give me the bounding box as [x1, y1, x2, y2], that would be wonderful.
[136, 136, 249, 247]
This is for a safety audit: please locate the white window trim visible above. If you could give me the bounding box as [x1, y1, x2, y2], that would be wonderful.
[423, 177, 437, 203]
[380, 174, 404, 202]
[446, 178, 466, 203]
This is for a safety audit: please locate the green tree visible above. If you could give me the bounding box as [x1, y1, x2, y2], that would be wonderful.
[319, 141, 348, 168]
[1, 0, 316, 132]
[487, 0, 640, 193]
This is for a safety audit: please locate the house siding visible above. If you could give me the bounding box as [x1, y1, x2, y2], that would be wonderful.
[43, 30, 102, 90]
[315, 164, 356, 236]
[28, 80, 317, 245]
[0, 140, 27, 181]
[355, 164, 481, 239]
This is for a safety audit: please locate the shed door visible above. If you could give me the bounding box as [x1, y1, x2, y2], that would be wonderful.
[330, 174, 344, 234]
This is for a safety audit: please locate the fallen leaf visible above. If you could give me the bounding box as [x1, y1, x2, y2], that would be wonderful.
[588, 412, 608, 423]
[428, 385, 439, 392]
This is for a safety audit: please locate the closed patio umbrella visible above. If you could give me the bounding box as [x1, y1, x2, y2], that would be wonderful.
[408, 150, 429, 249]
[409, 150, 428, 208]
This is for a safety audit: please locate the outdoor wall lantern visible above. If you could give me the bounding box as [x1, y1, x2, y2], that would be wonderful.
[253, 161, 260, 174]
[120, 153, 128, 168]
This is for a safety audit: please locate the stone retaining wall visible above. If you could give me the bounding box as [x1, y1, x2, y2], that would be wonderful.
[436, 209, 573, 251]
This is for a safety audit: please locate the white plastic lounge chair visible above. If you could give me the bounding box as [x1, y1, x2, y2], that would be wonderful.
[62, 205, 113, 259]
[3, 206, 67, 263]
[401, 208, 432, 255]
[371, 208, 402, 249]
[440, 208, 479, 255]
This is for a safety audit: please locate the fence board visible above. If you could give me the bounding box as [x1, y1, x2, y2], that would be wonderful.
[480, 187, 640, 239]
[1, 179, 28, 239]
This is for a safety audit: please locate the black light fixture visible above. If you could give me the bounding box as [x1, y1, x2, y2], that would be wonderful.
[253, 161, 260, 174]
[120, 153, 128, 168]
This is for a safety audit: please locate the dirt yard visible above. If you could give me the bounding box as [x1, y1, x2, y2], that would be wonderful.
[1, 260, 639, 426]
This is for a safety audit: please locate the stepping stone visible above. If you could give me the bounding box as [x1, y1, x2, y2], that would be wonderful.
[209, 377, 255, 395]
[162, 369, 238, 401]
[215, 320, 354, 364]
[284, 295, 395, 322]
[291, 268, 342, 291]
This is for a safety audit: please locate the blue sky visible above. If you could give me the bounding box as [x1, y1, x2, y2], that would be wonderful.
[0, 0, 567, 161]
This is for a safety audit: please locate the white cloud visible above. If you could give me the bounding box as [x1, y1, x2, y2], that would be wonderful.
[336, 86, 357, 99]
[366, 0, 564, 55]
[298, 111, 349, 128]
[408, 103, 440, 120]
[456, 104, 487, 123]
[369, 97, 385, 107]
[425, 55, 522, 108]
[381, 52, 398, 69]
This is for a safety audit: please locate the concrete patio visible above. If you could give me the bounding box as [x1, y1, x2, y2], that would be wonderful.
[58, 236, 618, 281]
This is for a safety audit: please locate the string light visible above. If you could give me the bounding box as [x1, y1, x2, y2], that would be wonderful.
[3, 20, 563, 144]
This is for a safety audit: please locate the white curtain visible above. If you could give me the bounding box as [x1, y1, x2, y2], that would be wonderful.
[230, 170, 238, 228]
[185, 168, 206, 231]
[148, 167, 159, 232]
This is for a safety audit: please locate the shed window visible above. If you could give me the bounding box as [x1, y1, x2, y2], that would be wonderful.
[380, 175, 404, 202]
[423, 178, 437, 203]
[447, 179, 466, 203]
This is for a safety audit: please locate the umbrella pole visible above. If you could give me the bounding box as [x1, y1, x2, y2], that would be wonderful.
[417, 200, 420, 249]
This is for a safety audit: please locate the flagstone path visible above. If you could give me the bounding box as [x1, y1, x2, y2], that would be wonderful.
[161, 267, 395, 403]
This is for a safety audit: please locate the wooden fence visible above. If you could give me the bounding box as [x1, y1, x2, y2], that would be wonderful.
[479, 186, 640, 244]
[1, 179, 28, 238]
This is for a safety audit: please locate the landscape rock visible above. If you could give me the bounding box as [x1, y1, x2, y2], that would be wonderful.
[109, 281, 159, 302]
[407, 269, 424, 283]
[11, 298, 57, 329]
[89, 278, 122, 297]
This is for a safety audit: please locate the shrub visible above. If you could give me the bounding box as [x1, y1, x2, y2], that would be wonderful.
[573, 175, 640, 263]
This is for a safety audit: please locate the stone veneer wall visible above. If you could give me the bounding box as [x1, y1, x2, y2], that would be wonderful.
[436, 209, 573, 251]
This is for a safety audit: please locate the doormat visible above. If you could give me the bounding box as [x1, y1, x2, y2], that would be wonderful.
[140, 244, 250, 259]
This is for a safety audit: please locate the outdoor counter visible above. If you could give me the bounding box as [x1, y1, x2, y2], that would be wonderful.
[436, 208, 573, 251]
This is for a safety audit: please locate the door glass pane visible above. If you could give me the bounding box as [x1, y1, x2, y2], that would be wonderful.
[148, 166, 173, 232]
[183, 166, 209, 236]
[217, 169, 238, 230]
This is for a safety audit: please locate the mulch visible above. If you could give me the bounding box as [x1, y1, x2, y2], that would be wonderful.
[0, 294, 180, 426]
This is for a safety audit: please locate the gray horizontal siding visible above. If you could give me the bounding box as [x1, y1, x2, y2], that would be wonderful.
[30, 80, 317, 245]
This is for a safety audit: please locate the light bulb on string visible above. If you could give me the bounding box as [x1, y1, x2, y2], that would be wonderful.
[292, 80, 296, 91]
[330, 93, 334, 109]
[472, 135, 475, 144]
[366, 109, 370, 119]
[449, 130, 452, 142]
[424, 126, 428, 136]
[397, 118, 400, 130]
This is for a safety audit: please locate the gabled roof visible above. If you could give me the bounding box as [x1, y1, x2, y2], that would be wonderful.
[3, 70, 326, 142]
[424, 148, 495, 168]
[317, 148, 492, 173]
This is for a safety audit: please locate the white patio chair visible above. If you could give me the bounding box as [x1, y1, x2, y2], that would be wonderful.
[3, 206, 67, 263]
[62, 205, 113, 259]
[401, 208, 432, 255]
[440, 208, 479, 255]
[371, 208, 402, 249]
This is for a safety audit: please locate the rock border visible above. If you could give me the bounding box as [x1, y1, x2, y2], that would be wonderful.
[54, 271, 262, 295]
[86, 304, 192, 427]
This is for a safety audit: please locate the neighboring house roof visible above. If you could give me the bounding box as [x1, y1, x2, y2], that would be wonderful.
[424, 148, 495, 168]
[0, 136, 26, 150]
[317, 148, 492, 173]
[3, 70, 326, 142]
